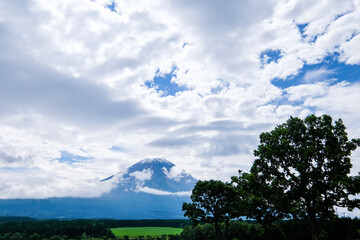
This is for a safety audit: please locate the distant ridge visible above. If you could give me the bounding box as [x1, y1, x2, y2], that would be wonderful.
[0, 216, 36, 223]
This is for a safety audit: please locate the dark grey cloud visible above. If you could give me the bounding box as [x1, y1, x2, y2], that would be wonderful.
[199, 135, 253, 157]
[123, 117, 188, 132]
[0, 23, 22, 62]
[0, 152, 32, 164]
[0, 58, 144, 127]
[149, 133, 257, 157]
[173, 120, 275, 134]
[164, 0, 274, 33]
[148, 135, 201, 147]
[146, 119, 271, 157]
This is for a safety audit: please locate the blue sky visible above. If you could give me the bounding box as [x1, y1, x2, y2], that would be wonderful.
[0, 0, 360, 215]
[57, 151, 93, 164]
[260, 49, 282, 65]
[273, 54, 360, 89]
[145, 67, 187, 97]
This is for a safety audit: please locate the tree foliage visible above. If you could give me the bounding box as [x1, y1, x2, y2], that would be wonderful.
[28, 233, 41, 240]
[179, 218, 360, 240]
[251, 114, 360, 239]
[231, 171, 288, 240]
[9, 233, 22, 240]
[0, 220, 114, 239]
[182, 180, 239, 240]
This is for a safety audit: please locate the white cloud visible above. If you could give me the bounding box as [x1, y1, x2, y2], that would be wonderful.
[0, 164, 116, 199]
[163, 166, 188, 182]
[129, 168, 153, 181]
[285, 81, 360, 139]
[303, 67, 336, 83]
[340, 34, 360, 64]
[286, 82, 329, 101]
[137, 186, 191, 196]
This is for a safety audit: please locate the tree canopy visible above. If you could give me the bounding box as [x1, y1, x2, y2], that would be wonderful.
[251, 114, 360, 240]
[231, 171, 288, 240]
[182, 180, 239, 240]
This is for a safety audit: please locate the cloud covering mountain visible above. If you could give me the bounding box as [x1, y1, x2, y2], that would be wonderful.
[102, 158, 197, 196]
[0, 158, 196, 219]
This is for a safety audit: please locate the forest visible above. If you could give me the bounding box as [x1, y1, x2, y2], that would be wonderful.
[1, 217, 360, 240]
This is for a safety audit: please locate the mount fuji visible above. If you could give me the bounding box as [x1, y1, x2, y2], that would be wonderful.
[0, 158, 197, 219]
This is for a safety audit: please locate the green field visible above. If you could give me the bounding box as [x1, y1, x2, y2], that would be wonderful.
[111, 227, 182, 237]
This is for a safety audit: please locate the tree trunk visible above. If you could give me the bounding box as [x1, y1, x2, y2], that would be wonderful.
[309, 219, 319, 240]
[214, 223, 221, 240]
[224, 222, 229, 240]
[260, 221, 272, 240]
[264, 225, 270, 240]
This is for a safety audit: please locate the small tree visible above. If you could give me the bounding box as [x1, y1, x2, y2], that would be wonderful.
[49, 236, 64, 240]
[3, 233, 11, 240]
[81, 233, 87, 240]
[182, 180, 239, 240]
[9, 233, 23, 240]
[251, 114, 360, 240]
[28, 233, 41, 240]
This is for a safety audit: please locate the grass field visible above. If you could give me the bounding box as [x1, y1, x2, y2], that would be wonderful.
[111, 227, 183, 237]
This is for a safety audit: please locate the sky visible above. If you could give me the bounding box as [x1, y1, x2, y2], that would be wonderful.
[0, 0, 360, 204]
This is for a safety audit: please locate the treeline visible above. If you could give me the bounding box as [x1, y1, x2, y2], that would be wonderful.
[182, 115, 360, 240]
[0, 218, 36, 224]
[0, 220, 114, 239]
[99, 219, 191, 228]
[0, 218, 192, 240]
[180, 218, 360, 240]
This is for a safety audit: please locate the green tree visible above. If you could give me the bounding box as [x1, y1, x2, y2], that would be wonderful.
[167, 234, 180, 240]
[251, 114, 360, 240]
[180, 224, 215, 240]
[49, 235, 64, 240]
[9, 233, 23, 240]
[232, 171, 288, 240]
[182, 180, 239, 240]
[28, 233, 41, 240]
[3, 233, 11, 240]
[81, 233, 87, 240]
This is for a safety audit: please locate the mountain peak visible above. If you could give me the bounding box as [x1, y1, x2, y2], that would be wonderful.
[103, 158, 197, 195]
[128, 158, 175, 172]
[138, 158, 173, 165]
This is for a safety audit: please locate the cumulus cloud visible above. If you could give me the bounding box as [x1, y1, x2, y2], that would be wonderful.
[137, 186, 191, 196]
[162, 166, 188, 182]
[286, 82, 329, 101]
[129, 169, 153, 181]
[0, 164, 116, 199]
[303, 67, 336, 83]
